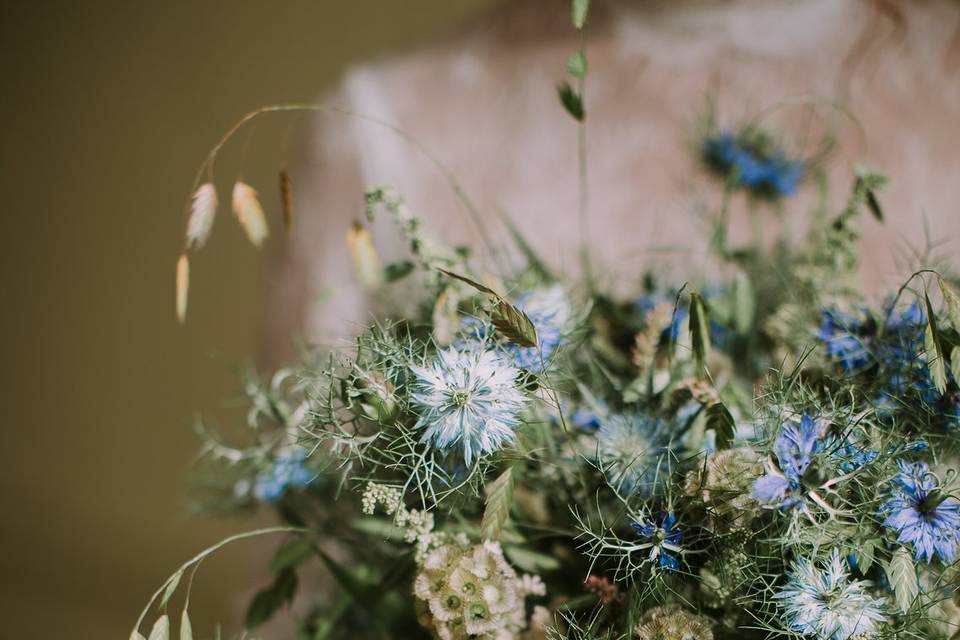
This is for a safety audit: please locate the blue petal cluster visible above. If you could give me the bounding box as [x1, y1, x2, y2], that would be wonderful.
[882, 460, 960, 563]
[505, 286, 569, 372]
[704, 131, 804, 197]
[631, 512, 682, 571]
[254, 448, 314, 502]
[753, 414, 822, 509]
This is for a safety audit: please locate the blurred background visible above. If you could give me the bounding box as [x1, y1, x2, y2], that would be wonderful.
[0, 1, 497, 637]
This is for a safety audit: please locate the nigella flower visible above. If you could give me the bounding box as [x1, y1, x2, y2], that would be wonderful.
[753, 414, 823, 509]
[631, 512, 682, 572]
[818, 308, 873, 371]
[254, 448, 314, 502]
[504, 285, 570, 372]
[596, 412, 666, 495]
[775, 549, 886, 640]
[410, 346, 528, 466]
[882, 460, 960, 563]
[703, 131, 804, 197]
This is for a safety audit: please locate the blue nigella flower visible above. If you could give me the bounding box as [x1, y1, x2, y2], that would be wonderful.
[882, 459, 960, 563]
[254, 448, 314, 502]
[409, 345, 528, 466]
[631, 512, 682, 572]
[753, 414, 823, 509]
[571, 404, 604, 432]
[774, 549, 886, 640]
[818, 308, 873, 371]
[703, 131, 804, 197]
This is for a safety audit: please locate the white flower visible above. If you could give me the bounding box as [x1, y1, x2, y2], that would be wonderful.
[775, 549, 886, 640]
[410, 346, 528, 466]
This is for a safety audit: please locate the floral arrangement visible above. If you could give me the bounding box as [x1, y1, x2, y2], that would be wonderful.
[136, 2, 960, 640]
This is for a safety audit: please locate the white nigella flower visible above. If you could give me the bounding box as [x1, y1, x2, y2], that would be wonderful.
[410, 346, 528, 466]
[775, 549, 885, 640]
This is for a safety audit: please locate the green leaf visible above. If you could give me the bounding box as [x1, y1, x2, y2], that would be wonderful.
[130, 632, 147, 640]
[865, 188, 884, 221]
[557, 82, 585, 121]
[571, 0, 590, 28]
[886, 547, 918, 613]
[565, 49, 587, 77]
[246, 568, 298, 629]
[732, 271, 755, 334]
[384, 260, 415, 282]
[180, 610, 193, 640]
[148, 615, 170, 640]
[688, 292, 711, 371]
[481, 467, 515, 541]
[924, 292, 948, 394]
[939, 276, 960, 331]
[705, 402, 736, 450]
[269, 538, 315, 574]
[856, 538, 877, 574]
[503, 545, 561, 573]
[160, 570, 182, 609]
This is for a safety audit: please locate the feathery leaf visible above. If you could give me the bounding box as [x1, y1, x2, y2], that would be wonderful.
[232, 182, 269, 247]
[185, 183, 217, 250]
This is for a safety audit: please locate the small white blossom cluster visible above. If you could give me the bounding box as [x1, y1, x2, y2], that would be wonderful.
[414, 540, 545, 640]
[361, 482, 465, 560]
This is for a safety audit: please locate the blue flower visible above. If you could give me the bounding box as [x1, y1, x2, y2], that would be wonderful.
[704, 131, 804, 197]
[882, 460, 960, 563]
[753, 414, 823, 509]
[410, 346, 528, 466]
[505, 285, 570, 372]
[774, 549, 886, 640]
[818, 308, 873, 371]
[596, 412, 666, 495]
[254, 448, 314, 502]
[631, 512, 682, 572]
[571, 404, 604, 432]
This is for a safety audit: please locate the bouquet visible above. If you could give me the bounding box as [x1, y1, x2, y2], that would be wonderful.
[136, 3, 960, 639]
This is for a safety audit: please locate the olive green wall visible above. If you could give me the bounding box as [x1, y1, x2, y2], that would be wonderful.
[0, 1, 495, 637]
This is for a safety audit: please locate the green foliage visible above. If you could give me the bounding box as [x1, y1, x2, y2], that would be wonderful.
[571, 0, 590, 29]
[558, 82, 585, 121]
[566, 50, 587, 78]
[246, 567, 298, 629]
[886, 547, 918, 613]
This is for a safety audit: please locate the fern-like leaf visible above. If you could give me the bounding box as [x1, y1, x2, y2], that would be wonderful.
[481, 466, 515, 541]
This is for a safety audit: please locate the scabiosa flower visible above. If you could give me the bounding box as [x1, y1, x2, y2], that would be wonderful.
[775, 549, 885, 640]
[254, 448, 314, 502]
[753, 414, 823, 509]
[504, 285, 570, 372]
[596, 412, 666, 495]
[703, 130, 804, 197]
[410, 346, 528, 466]
[883, 460, 960, 563]
[633, 604, 714, 640]
[631, 512, 683, 572]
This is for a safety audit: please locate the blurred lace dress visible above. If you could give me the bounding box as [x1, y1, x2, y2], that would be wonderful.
[267, 0, 960, 360]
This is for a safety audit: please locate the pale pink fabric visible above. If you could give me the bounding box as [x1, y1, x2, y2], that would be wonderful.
[268, 0, 960, 359]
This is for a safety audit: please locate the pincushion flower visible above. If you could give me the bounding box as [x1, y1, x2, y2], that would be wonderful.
[883, 460, 960, 563]
[410, 346, 527, 466]
[775, 549, 885, 640]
